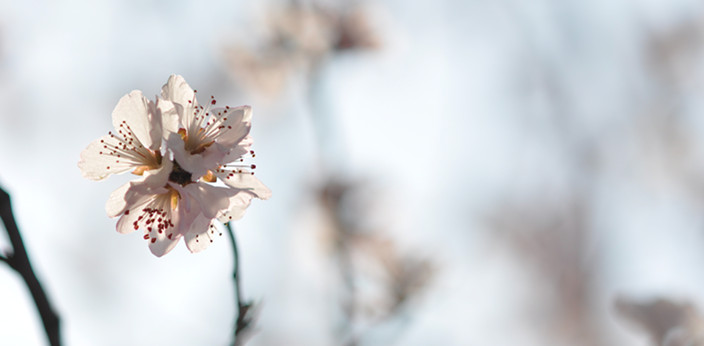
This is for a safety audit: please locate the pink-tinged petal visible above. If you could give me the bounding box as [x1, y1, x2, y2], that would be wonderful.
[183, 214, 217, 253]
[182, 183, 232, 219]
[168, 182, 203, 235]
[140, 158, 172, 187]
[157, 98, 181, 137]
[221, 135, 253, 164]
[115, 192, 154, 234]
[161, 74, 195, 108]
[210, 105, 252, 148]
[78, 135, 136, 180]
[106, 182, 131, 217]
[217, 191, 255, 223]
[217, 173, 272, 200]
[148, 234, 180, 257]
[113, 160, 173, 234]
[111, 90, 161, 151]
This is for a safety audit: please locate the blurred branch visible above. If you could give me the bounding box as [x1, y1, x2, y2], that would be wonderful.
[319, 179, 434, 345]
[0, 186, 61, 346]
[226, 222, 255, 346]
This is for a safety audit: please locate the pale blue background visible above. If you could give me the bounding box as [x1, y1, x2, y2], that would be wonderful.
[1, 0, 703, 345]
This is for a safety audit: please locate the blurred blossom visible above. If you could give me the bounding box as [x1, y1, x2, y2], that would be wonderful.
[646, 13, 704, 90]
[616, 297, 704, 346]
[222, 1, 380, 96]
[487, 192, 603, 345]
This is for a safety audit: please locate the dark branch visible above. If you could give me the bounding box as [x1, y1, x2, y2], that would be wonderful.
[0, 187, 61, 346]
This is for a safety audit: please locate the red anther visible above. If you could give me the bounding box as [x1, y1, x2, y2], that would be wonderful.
[250, 164, 256, 169]
[211, 100, 216, 105]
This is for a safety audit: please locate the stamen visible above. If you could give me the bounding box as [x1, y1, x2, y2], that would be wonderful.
[129, 188, 178, 243]
[99, 121, 161, 173]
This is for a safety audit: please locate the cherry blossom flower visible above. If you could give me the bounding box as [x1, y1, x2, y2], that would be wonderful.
[78, 90, 164, 180]
[80, 75, 271, 256]
[160, 75, 252, 178]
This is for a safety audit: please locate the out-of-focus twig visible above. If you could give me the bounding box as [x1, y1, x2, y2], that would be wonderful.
[0, 186, 61, 346]
[616, 296, 704, 346]
[319, 179, 434, 345]
[225, 222, 256, 346]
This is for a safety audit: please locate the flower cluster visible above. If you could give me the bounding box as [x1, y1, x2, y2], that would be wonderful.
[78, 75, 270, 257]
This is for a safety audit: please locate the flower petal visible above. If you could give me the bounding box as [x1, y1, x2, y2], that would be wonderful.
[115, 192, 154, 234]
[181, 183, 233, 219]
[217, 191, 255, 223]
[111, 90, 161, 151]
[221, 135, 253, 164]
[148, 234, 181, 257]
[161, 74, 195, 108]
[106, 182, 131, 217]
[78, 135, 136, 180]
[183, 214, 217, 253]
[217, 173, 272, 200]
[157, 98, 181, 137]
[211, 105, 252, 148]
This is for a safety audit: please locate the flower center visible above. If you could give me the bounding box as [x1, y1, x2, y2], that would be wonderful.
[168, 160, 193, 186]
[179, 128, 214, 155]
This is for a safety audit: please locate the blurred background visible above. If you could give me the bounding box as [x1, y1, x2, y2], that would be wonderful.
[3, 0, 704, 345]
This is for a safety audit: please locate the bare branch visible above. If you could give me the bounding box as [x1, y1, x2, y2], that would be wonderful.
[0, 187, 61, 346]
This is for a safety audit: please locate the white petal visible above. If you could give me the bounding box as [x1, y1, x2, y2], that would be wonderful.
[161, 74, 195, 108]
[217, 191, 255, 223]
[105, 182, 131, 217]
[183, 214, 217, 253]
[148, 235, 180, 257]
[78, 135, 135, 180]
[157, 98, 181, 137]
[140, 158, 172, 187]
[221, 135, 253, 164]
[111, 90, 161, 151]
[217, 173, 272, 200]
[182, 183, 233, 219]
[115, 192, 154, 234]
[112, 161, 172, 234]
[211, 105, 252, 148]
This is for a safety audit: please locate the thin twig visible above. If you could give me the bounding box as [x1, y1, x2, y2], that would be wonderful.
[0, 187, 61, 346]
[226, 222, 253, 346]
